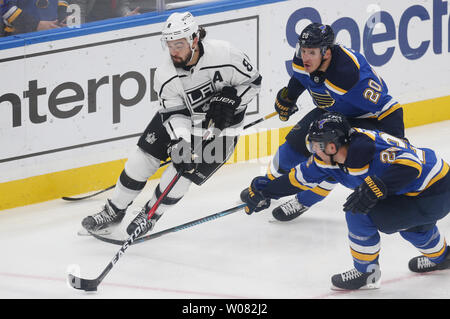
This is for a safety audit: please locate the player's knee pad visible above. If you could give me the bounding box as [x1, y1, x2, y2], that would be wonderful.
[124, 147, 162, 182]
[110, 148, 162, 210]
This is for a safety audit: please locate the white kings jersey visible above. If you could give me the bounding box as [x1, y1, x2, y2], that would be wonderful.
[153, 39, 262, 142]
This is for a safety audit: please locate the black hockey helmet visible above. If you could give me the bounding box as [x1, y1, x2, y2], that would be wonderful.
[298, 23, 335, 56]
[307, 112, 353, 153]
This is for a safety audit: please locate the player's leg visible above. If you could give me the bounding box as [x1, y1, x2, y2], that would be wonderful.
[126, 134, 239, 236]
[331, 212, 382, 290]
[81, 114, 170, 232]
[126, 164, 192, 236]
[266, 108, 337, 221]
[369, 175, 450, 273]
[348, 107, 405, 139]
[400, 225, 450, 273]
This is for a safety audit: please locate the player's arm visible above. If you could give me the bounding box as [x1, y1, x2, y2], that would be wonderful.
[153, 70, 191, 143]
[228, 45, 261, 110]
[2, 1, 39, 33]
[378, 151, 422, 194]
[209, 45, 261, 135]
[343, 162, 420, 215]
[242, 155, 333, 214]
[344, 75, 400, 120]
[343, 139, 422, 214]
[274, 55, 306, 121]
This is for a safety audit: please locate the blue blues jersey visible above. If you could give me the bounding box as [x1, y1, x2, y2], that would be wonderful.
[289, 128, 449, 197]
[292, 45, 400, 121]
[1, 0, 68, 34]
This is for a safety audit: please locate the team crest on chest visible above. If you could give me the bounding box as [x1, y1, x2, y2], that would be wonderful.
[309, 89, 336, 108]
[185, 81, 215, 111]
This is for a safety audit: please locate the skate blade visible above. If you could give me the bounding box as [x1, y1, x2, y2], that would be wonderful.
[77, 228, 112, 236]
[330, 281, 381, 291]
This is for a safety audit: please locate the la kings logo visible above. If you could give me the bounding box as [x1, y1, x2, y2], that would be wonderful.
[185, 81, 215, 112]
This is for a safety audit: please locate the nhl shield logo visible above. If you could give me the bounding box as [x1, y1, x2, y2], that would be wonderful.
[145, 132, 157, 144]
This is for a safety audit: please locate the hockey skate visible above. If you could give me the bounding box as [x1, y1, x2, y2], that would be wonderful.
[126, 201, 162, 237]
[331, 267, 381, 290]
[408, 246, 450, 273]
[272, 197, 309, 221]
[81, 199, 126, 233]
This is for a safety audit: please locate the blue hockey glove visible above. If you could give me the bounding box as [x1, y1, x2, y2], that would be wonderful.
[240, 177, 271, 215]
[275, 87, 298, 121]
[343, 176, 387, 214]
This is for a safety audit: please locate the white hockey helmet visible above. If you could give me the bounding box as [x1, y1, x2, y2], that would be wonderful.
[161, 12, 199, 47]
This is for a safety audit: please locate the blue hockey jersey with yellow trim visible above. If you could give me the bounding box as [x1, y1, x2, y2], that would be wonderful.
[1, 0, 68, 34]
[292, 45, 400, 121]
[289, 128, 449, 197]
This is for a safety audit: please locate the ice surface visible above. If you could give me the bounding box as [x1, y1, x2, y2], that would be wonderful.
[1, 121, 449, 299]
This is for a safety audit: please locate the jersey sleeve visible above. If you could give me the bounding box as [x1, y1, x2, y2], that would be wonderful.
[343, 76, 389, 115]
[377, 147, 423, 194]
[153, 67, 191, 142]
[286, 155, 337, 200]
[228, 44, 262, 112]
[379, 163, 421, 195]
[2, 0, 39, 33]
[286, 75, 306, 101]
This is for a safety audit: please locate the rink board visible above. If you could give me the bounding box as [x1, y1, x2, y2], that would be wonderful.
[0, 0, 449, 209]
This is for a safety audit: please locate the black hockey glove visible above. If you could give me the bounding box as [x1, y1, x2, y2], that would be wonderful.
[168, 138, 199, 175]
[275, 87, 298, 121]
[343, 176, 387, 214]
[240, 177, 271, 215]
[206, 86, 241, 130]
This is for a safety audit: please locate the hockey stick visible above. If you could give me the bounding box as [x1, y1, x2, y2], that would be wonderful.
[61, 185, 116, 201]
[61, 111, 277, 201]
[68, 171, 182, 292]
[243, 111, 277, 130]
[89, 203, 247, 246]
[68, 127, 215, 292]
[60, 161, 171, 201]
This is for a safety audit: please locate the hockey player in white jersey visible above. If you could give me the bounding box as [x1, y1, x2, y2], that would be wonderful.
[81, 12, 261, 236]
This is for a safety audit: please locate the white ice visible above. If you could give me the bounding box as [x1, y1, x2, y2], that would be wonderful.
[1, 121, 450, 299]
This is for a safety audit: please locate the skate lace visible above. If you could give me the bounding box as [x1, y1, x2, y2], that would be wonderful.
[341, 268, 363, 282]
[131, 205, 158, 229]
[133, 208, 149, 225]
[417, 256, 436, 269]
[92, 204, 117, 224]
[280, 199, 304, 216]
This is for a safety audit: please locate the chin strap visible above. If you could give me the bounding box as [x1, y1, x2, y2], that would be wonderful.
[309, 53, 329, 84]
[187, 45, 196, 65]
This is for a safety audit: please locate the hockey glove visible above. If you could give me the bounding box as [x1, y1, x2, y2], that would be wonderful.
[343, 176, 387, 214]
[240, 177, 271, 215]
[275, 87, 298, 121]
[206, 86, 241, 130]
[168, 138, 199, 175]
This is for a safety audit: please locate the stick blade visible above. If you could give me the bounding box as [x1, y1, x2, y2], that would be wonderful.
[89, 231, 126, 246]
[68, 273, 98, 292]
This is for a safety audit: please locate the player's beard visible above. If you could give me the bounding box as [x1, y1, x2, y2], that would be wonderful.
[171, 50, 193, 68]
